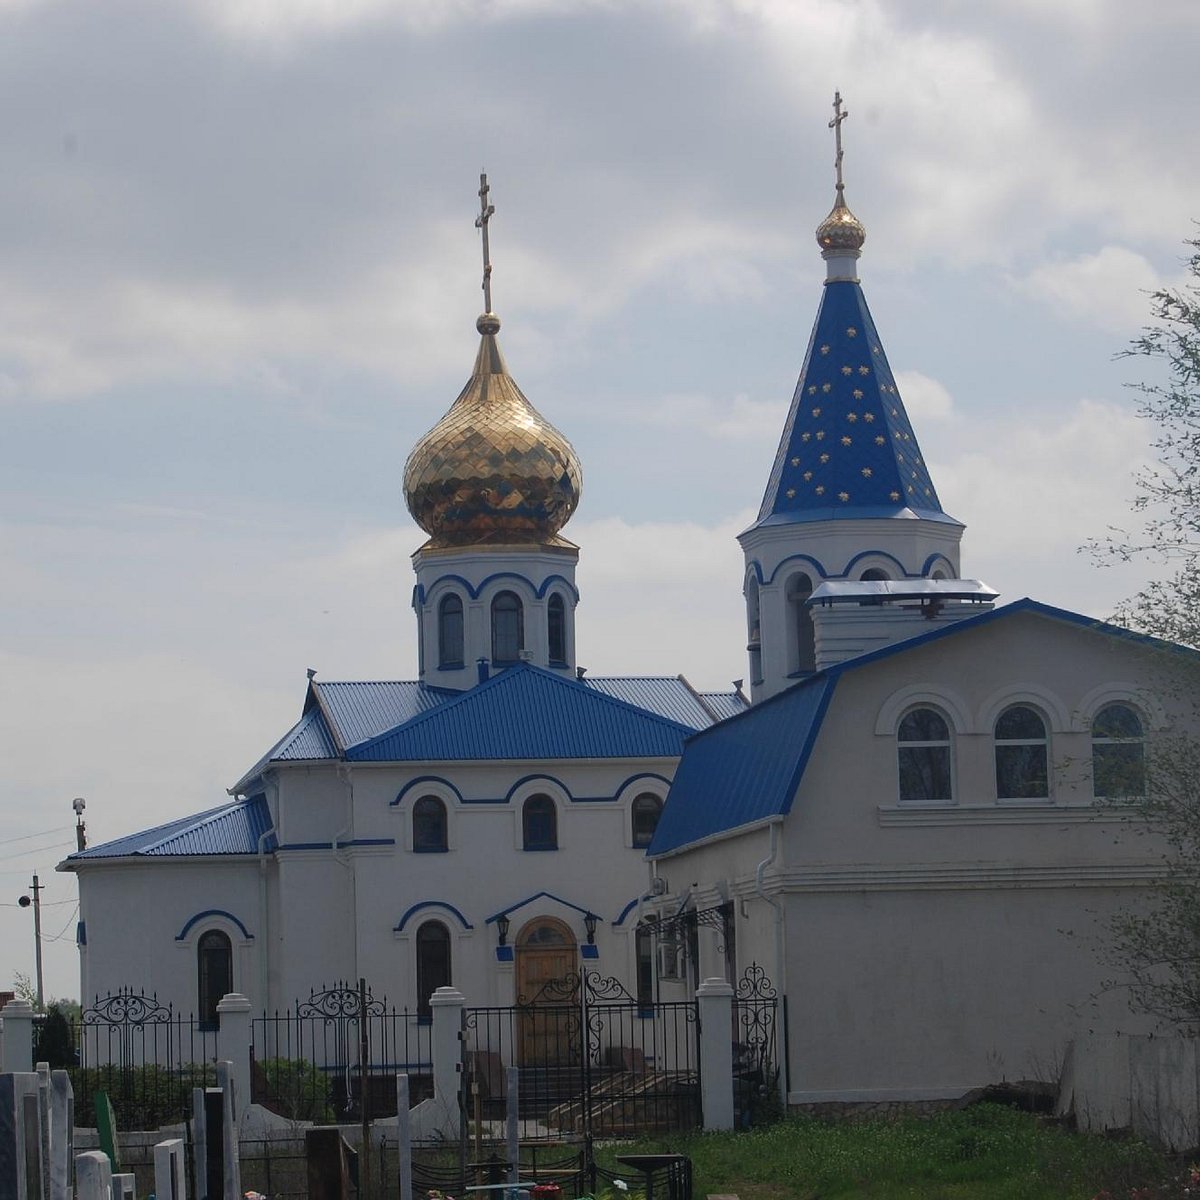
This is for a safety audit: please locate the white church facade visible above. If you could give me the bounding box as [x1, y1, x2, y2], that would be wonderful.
[62, 112, 1192, 1107]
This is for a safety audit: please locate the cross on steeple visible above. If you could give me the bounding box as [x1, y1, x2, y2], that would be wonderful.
[829, 91, 849, 199]
[475, 172, 496, 314]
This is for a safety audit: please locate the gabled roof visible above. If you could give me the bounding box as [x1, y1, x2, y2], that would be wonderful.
[347, 663, 698, 762]
[63, 795, 275, 864]
[649, 599, 1199, 857]
[746, 278, 960, 533]
[232, 671, 743, 790]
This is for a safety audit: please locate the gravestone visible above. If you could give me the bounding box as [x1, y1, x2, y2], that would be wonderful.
[214, 1062, 241, 1200]
[35, 1066, 50, 1200]
[112, 1171, 136, 1199]
[154, 1137, 187, 1200]
[95, 1091, 121, 1171]
[306, 1127, 358, 1200]
[191, 1089, 207, 1200]
[48, 1071, 73, 1200]
[202, 1088, 225, 1200]
[396, 1075, 412, 1200]
[0, 1072, 45, 1200]
[74, 1152, 112, 1200]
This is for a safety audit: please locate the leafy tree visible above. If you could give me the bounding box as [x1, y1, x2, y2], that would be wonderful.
[33, 1004, 75, 1068]
[1093, 233, 1200, 1025]
[1096, 235, 1200, 645]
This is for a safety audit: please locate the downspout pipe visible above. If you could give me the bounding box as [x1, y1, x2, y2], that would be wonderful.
[333, 763, 358, 983]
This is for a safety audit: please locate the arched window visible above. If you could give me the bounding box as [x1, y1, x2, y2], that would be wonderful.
[786, 572, 815, 675]
[548, 593, 567, 664]
[1092, 703, 1146, 798]
[995, 705, 1049, 800]
[197, 930, 232, 1030]
[631, 793, 663, 848]
[897, 707, 953, 803]
[523, 794, 557, 850]
[491, 591, 524, 664]
[416, 921, 451, 1021]
[746, 577, 762, 686]
[412, 796, 448, 852]
[438, 594, 464, 668]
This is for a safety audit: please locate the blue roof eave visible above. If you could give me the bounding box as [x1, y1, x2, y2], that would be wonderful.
[741, 505, 963, 536]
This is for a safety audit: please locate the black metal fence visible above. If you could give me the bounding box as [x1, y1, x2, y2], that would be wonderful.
[732, 962, 779, 1126]
[464, 969, 700, 1143]
[251, 980, 433, 1122]
[70, 989, 218, 1129]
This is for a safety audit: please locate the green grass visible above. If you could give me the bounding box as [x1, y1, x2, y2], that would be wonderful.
[592, 1105, 1175, 1200]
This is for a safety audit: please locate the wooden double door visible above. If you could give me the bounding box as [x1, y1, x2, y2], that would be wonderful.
[515, 917, 578, 1066]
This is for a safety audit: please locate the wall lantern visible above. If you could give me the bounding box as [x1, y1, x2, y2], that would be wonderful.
[584, 912, 598, 945]
[496, 913, 511, 947]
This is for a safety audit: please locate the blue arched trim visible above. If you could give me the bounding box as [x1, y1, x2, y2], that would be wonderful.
[175, 909, 253, 942]
[485, 891, 599, 924]
[921, 552, 957, 577]
[502, 774, 573, 804]
[614, 894, 654, 927]
[394, 901, 473, 932]
[762, 554, 830, 587]
[391, 776, 466, 807]
[839, 549, 913, 578]
[418, 572, 581, 605]
[614, 771, 672, 796]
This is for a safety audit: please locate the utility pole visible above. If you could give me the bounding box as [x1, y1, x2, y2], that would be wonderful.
[73, 796, 87, 852]
[18, 874, 44, 1009]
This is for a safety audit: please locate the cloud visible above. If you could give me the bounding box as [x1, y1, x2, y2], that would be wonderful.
[894, 371, 955, 422]
[1014, 246, 1168, 335]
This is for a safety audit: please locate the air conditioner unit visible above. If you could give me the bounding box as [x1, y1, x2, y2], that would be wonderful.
[650, 876, 668, 896]
[518, 649, 535, 662]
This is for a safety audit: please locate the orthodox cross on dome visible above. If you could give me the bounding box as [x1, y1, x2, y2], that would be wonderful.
[475, 171, 496, 315]
[829, 90, 849, 200]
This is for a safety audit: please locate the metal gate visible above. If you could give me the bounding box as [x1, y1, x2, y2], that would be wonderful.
[464, 969, 700, 1144]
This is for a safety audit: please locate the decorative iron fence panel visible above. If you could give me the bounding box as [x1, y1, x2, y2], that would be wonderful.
[71, 989, 218, 1129]
[732, 962, 779, 1126]
[464, 969, 700, 1145]
[252, 980, 432, 1122]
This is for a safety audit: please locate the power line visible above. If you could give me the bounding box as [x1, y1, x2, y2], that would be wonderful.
[0, 840, 75, 863]
[42, 904, 80, 943]
[0, 826, 71, 848]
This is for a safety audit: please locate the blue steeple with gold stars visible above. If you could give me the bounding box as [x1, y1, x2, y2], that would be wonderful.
[748, 97, 959, 532]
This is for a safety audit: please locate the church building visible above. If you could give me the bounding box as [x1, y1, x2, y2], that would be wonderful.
[62, 102, 1191, 1109]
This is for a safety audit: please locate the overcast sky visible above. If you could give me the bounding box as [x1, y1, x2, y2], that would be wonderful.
[3, 0, 1198, 1001]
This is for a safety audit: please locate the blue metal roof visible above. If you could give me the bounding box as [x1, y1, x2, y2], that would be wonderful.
[698, 691, 751, 721]
[581, 676, 743, 727]
[649, 678, 835, 855]
[747, 279, 961, 532]
[64, 795, 275, 863]
[650, 598, 1200, 857]
[348, 663, 698, 762]
[309, 680, 452, 749]
[274, 707, 339, 760]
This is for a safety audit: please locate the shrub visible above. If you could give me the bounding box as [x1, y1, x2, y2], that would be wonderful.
[254, 1057, 335, 1123]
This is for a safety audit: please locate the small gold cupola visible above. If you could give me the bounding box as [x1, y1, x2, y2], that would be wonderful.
[403, 174, 583, 548]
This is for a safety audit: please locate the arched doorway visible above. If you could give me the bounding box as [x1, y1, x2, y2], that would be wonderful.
[515, 917, 578, 1065]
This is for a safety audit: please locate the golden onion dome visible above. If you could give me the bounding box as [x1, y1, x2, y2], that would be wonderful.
[403, 313, 583, 547]
[816, 195, 866, 254]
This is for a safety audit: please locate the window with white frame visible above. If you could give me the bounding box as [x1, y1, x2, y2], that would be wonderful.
[897, 706, 953, 803]
[994, 704, 1049, 800]
[1091, 702, 1146, 798]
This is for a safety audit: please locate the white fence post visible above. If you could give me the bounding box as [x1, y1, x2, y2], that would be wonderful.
[429, 986, 465, 1138]
[215, 995, 252, 1127]
[0, 1002, 35, 1074]
[696, 977, 735, 1131]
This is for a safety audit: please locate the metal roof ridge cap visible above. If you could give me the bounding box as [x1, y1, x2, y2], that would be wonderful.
[676, 673, 721, 724]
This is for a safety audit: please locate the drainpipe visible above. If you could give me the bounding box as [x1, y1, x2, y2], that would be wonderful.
[334, 763, 358, 983]
[256, 825, 274, 1006]
[754, 820, 787, 1105]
